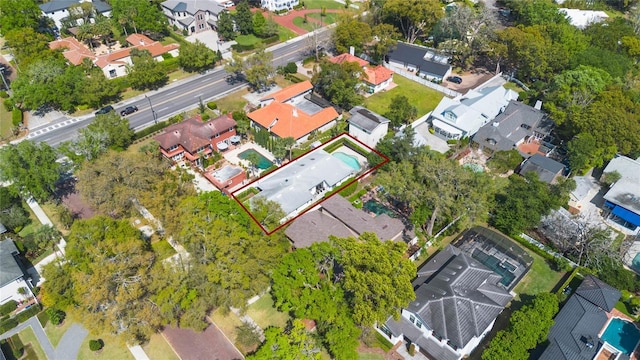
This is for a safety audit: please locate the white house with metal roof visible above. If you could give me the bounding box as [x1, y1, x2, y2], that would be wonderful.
[40, 0, 112, 30]
[261, 0, 299, 12]
[601, 155, 640, 234]
[160, 0, 225, 35]
[347, 107, 390, 148]
[0, 239, 35, 306]
[429, 85, 519, 140]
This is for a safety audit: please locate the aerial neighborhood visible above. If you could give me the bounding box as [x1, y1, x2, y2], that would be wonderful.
[1, 0, 640, 359]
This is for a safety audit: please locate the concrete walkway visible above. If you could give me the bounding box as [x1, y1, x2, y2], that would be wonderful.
[0, 316, 56, 360]
[230, 307, 265, 342]
[128, 345, 151, 360]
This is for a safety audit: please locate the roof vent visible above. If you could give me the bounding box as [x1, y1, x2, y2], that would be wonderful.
[492, 122, 499, 127]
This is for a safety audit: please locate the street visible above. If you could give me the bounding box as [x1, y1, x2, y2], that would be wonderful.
[25, 29, 331, 147]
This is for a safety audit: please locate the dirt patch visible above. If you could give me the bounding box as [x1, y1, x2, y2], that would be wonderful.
[358, 342, 403, 360]
[56, 178, 96, 219]
[163, 322, 244, 360]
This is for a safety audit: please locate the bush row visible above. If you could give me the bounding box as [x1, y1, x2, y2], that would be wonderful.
[11, 108, 22, 126]
[339, 180, 359, 197]
[285, 73, 305, 83]
[134, 114, 184, 140]
[0, 301, 17, 317]
[14, 304, 42, 323]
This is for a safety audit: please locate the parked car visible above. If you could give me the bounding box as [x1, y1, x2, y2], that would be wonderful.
[120, 105, 139, 116]
[95, 105, 114, 115]
[447, 76, 463, 84]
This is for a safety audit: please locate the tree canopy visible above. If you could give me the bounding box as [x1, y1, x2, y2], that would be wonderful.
[110, 0, 167, 35]
[312, 60, 363, 110]
[0, 0, 42, 35]
[126, 49, 168, 90]
[178, 40, 218, 73]
[382, 0, 443, 43]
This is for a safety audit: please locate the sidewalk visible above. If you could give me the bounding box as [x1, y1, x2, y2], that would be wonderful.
[0, 317, 56, 360]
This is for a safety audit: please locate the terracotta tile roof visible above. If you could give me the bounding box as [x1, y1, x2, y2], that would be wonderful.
[92, 34, 179, 69]
[260, 80, 313, 103]
[328, 53, 368, 67]
[49, 37, 96, 66]
[248, 102, 338, 140]
[154, 114, 236, 153]
[363, 65, 394, 85]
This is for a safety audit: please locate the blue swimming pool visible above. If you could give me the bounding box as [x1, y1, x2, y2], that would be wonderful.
[601, 318, 640, 355]
[238, 149, 273, 169]
[632, 252, 640, 273]
[333, 152, 361, 170]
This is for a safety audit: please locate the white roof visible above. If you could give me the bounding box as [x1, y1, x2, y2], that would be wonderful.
[560, 8, 609, 29]
[603, 156, 640, 184]
[602, 156, 640, 211]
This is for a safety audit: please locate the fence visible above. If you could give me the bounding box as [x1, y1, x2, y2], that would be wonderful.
[519, 233, 579, 268]
[386, 65, 461, 98]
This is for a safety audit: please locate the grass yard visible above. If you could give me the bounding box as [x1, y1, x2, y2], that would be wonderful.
[364, 74, 444, 118]
[151, 239, 177, 260]
[39, 202, 71, 236]
[278, 25, 297, 41]
[235, 34, 262, 47]
[358, 354, 385, 360]
[215, 88, 249, 113]
[19, 327, 46, 360]
[44, 315, 74, 347]
[0, 98, 13, 141]
[303, 0, 347, 9]
[293, 17, 317, 32]
[307, 12, 339, 25]
[503, 81, 525, 94]
[142, 333, 180, 360]
[208, 308, 244, 345]
[245, 295, 290, 329]
[514, 249, 565, 296]
[77, 332, 134, 360]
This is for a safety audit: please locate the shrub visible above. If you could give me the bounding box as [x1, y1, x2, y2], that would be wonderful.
[201, 113, 210, 121]
[162, 52, 173, 60]
[263, 35, 279, 44]
[0, 301, 17, 317]
[231, 43, 255, 52]
[207, 102, 217, 110]
[3, 97, 14, 111]
[0, 318, 17, 333]
[14, 304, 42, 323]
[408, 343, 416, 356]
[11, 108, 22, 126]
[9, 334, 23, 358]
[45, 308, 66, 326]
[285, 73, 304, 83]
[339, 179, 358, 197]
[89, 339, 104, 352]
[0, 91, 8, 98]
[284, 62, 298, 74]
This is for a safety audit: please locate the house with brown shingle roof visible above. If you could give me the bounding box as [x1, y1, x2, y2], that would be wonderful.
[49, 34, 179, 79]
[154, 113, 237, 167]
[248, 81, 340, 143]
[328, 53, 394, 94]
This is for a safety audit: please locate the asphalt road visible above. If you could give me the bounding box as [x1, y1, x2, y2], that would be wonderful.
[27, 29, 331, 147]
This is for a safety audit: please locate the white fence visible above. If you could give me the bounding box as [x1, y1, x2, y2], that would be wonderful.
[386, 65, 461, 98]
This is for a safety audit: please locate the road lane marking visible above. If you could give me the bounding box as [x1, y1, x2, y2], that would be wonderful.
[158, 107, 169, 112]
[167, 90, 178, 95]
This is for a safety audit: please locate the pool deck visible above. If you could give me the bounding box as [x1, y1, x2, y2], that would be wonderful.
[624, 241, 640, 275]
[331, 145, 368, 170]
[223, 142, 276, 170]
[599, 309, 640, 360]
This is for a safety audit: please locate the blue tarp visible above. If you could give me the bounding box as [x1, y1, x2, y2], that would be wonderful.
[612, 205, 640, 227]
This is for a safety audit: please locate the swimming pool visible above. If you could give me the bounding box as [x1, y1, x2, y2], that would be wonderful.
[471, 249, 516, 288]
[601, 318, 640, 355]
[333, 152, 361, 171]
[238, 149, 273, 169]
[632, 252, 640, 273]
[363, 199, 396, 218]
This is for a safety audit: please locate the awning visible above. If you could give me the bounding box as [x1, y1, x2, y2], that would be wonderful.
[230, 135, 241, 144]
[432, 119, 463, 136]
[217, 142, 229, 151]
[612, 205, 640, 227]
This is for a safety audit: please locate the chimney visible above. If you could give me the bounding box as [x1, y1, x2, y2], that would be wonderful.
[292, 108, 298, 118]
[349, 46, 355, 56]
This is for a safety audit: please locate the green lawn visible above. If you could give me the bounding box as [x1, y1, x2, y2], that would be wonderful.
[215, 88, 249, 113]
[292, 17, 316, 32]
[235, 34, 262, 47]
[503, 81, 525, 94]
[245, 295, 290, 329]
[77, 333, 134, 360]
[142, 333, 179, 360]
[39, 202, 71, 236]
[278, 25, 297, 41]
[364, 74, 444, 118]
[307, 12, 339, 25]
[44, 315, 74, 347]
[303, 0, 347, 9]
[0, 98, 13, 141]
[19, 327, 46, 360]
[514, 248, 566, 296]
[358, 354, 385, 360]
[151, 239, 177, 260]
[18, 203, 41, 238]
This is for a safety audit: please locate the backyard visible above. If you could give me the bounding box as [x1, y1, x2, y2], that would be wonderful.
[513, 249, 566, 296]
[245, 295, 290, 329]
[364, 74, 444, 118]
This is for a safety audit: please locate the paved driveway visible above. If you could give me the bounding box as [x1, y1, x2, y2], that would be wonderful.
[186, 30, 236, 58]
[55, 323, 88, 360]
[163, 322, 244, 360]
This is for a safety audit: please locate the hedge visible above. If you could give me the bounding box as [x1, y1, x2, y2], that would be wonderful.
[14, 304, 42, 323]
[232, 43, 256, 52]
[11, 108, 22, 126]
[9, 334, 23, 359]
[555, 267, 582, 297]
[339, 180, 358, 197]
[0, 301, 17, 317]
[0, 318, 17, 333]
[134, 114, 184, 140]
[512, 234, 556, 262]
[285, 73, 305, 83]
[0, 91, 8, 98]
[207, 102, 217, 110]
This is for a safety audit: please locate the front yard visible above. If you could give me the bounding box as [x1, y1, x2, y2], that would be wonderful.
[364, 74, 444, 118]
[245, 295, 290, 329]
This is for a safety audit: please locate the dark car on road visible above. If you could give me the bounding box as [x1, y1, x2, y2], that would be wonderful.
[95, 105, 114, 115]
[120, 105, 139, 116]
[447, 76, 463, 84]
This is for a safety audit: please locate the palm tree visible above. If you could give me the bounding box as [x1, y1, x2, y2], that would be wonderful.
[76, 22, 96, 50]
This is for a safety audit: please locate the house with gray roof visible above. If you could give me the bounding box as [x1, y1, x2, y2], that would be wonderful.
[473, 100, 553, 153]
[379, 245, 513, 360]
[386, 42, 452, 81]
[540, 275, 621, 360]
[429, 86, 519, 140]
[347, 107, 390, 148]
[0, 239, 34, 305]
[601, 155, 640, 234]
[249, 149, 356, 220]
[40, 0, 112, 30]
[285, 195, 406, 248]
[518, 153, 565, 184]
[160, 0, 224, 35]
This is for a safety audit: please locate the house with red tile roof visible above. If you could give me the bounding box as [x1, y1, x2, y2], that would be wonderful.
[154, 114, 237, 167]
[249, 81, 340, 143]
[49, 34, 179, 79]
[328, 53, 394, 94]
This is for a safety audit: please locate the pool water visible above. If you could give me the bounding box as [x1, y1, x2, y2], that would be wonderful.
[601, 318, 640, 355]
[238, 149, 273, 169]
[363, 200, 396, 218]
[471, 249, 516, 287]
[333, 152, 361, 171]
[632, 253, 640, 273]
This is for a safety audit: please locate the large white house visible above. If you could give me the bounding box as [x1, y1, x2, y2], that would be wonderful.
[40, 0, 112, 30]
[160, 0, 225, 35]
[429, 85, 519, 140]
[0, 239, 35, 306]
[261, 0, 299, 12]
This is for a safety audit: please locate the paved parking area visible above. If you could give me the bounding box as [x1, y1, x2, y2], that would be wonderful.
[185, 30, 236, 59]
[163, 322, 243, 360]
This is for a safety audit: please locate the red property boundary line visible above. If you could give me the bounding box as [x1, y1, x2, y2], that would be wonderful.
[231, 132, 390, 235]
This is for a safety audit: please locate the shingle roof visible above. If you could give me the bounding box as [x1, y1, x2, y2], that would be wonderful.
[473, 100, 546, 152]
[284, 209, 355, 248]
[248, 102, 339, 140]
[154, 114, 236, 153]
[519, 154, 565, 184]
[160, 0, 224, 16]
[398, 246, 512, 350]
[0, 239, 24, 288]
[387, 42, 451, 77]
[40, 0, 111, 14]
[260, 81, 313, 103]
[348, 106, 390, 133]
[575, 274, 621, 311]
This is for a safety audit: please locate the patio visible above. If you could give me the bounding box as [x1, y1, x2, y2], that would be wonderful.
[223, 142, 276, 172]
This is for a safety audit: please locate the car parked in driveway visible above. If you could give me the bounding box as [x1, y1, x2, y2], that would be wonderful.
[95, 105, 114, 115]
[120, 105, 138, 116]
[447, 76, 463, 84]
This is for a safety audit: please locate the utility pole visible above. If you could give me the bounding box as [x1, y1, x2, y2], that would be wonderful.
[145, 94, 158, 124]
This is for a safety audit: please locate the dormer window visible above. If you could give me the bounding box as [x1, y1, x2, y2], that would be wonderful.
[487, 138, 497, 145]
[444, 111, 456, 121]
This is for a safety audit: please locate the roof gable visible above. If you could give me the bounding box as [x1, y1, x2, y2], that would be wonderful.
[328, 53, 369, 67]
[520, 154, 564, 183]
[348, 106, 390, 132]
[260, 81, 313, 103]
[248, 101, 338, 140]
[575, 274, 621, 311]
[154, 114, 236, 152]
[387, 42, 451, 77]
